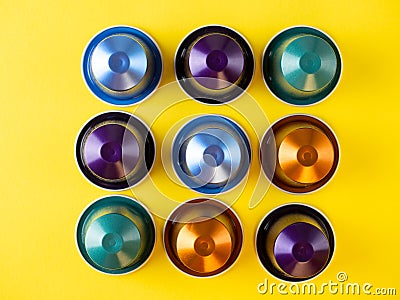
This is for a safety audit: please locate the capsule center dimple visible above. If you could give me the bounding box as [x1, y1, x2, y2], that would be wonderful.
[206, 50, 228, 72]
[299, 52, 321, 74]
[194, 236, 215, 256]
[109, 51, 130, 73]
[203, 145, 224, 166]
[297, 145, 318, 166]
[292, 242, 314, 262]
[100, 142, 122, 163]
[102, 233, 123, 253]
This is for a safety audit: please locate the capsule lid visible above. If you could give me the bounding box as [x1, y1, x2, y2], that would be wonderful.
[83, 26, 162, 106]
[76, 195, 155, 274]
[175, 25, 254, 104]
[76, 111, 155, 190]
[274, 222, 330, 278]
[173, 115, 251, 194]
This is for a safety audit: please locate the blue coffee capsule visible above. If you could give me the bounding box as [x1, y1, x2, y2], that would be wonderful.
[82, 26, 162, 106]
[172, 115, 251, 194]
[263, 26, 342, 106]
[76, 195, 155, 274]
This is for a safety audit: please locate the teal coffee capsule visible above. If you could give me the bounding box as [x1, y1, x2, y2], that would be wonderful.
[76, 195, 155, 274]
[263, 26, 342, 106]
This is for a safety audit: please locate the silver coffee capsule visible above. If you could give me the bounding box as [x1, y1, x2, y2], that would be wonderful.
[172, 115, 251, 194]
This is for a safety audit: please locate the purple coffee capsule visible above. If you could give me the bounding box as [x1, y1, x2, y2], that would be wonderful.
[75, 111, 155, 190]
[256, 204, 334, 281]
[274, 222, 330, 278]
[175, 25, 254, 104]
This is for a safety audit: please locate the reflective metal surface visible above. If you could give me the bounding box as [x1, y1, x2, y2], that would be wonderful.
[85, 213, 141, 270]
[91, 34, 148, 91]
[175, 25, 254, 104]
[176, 217, 232, 273]
[164, 199, 243, 277]
[256, 204, 335, 281]
[260, 114, 339, 193]
[83, 26, 162, 105]
[274, 222, 330, 278]
[263, 26, 341, 105]
[281, 35, 337, 91]
[76, 111, 155, 190]
[76, 195, 155, 274]
[188, 33, 244, 89]
[173, 115, 251, 194]
[83, 123, 140, 180]
[278, 128, 335, 184]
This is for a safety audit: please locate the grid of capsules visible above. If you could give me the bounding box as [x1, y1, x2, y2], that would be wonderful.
[75, 24, 341, 280]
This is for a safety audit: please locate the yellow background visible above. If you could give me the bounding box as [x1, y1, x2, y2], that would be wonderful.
[1, 0, 399, 299]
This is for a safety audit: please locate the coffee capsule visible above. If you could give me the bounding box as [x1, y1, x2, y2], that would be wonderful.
[83, 26, 162, 105]
[263, 26, 342, 105]
[175, 25, 254, 104]
[164, 199, 243, 277]
[172, 115, 251, 194]
[75, 111, 155, 190]
[261, 114, 339, 193]
[76, 195, 156, 274]
[256, 204, 334, 281]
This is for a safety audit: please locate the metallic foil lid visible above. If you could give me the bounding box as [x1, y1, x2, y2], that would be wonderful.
[260, 114, 339, 193]
[256, 204, 335, 281]
[188, 34, 244, 90]
[274, 222, 330, 278]
[176, 217, 232, 273]
[175, 25, 254, 104]
[76, 111, 155, 190]
[263, 26, 342, 105]
[172, 115, 251, 194]
[76, 195, 155, 274]
[83, 26, 162, 106]
[164, 199, 243, 277]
